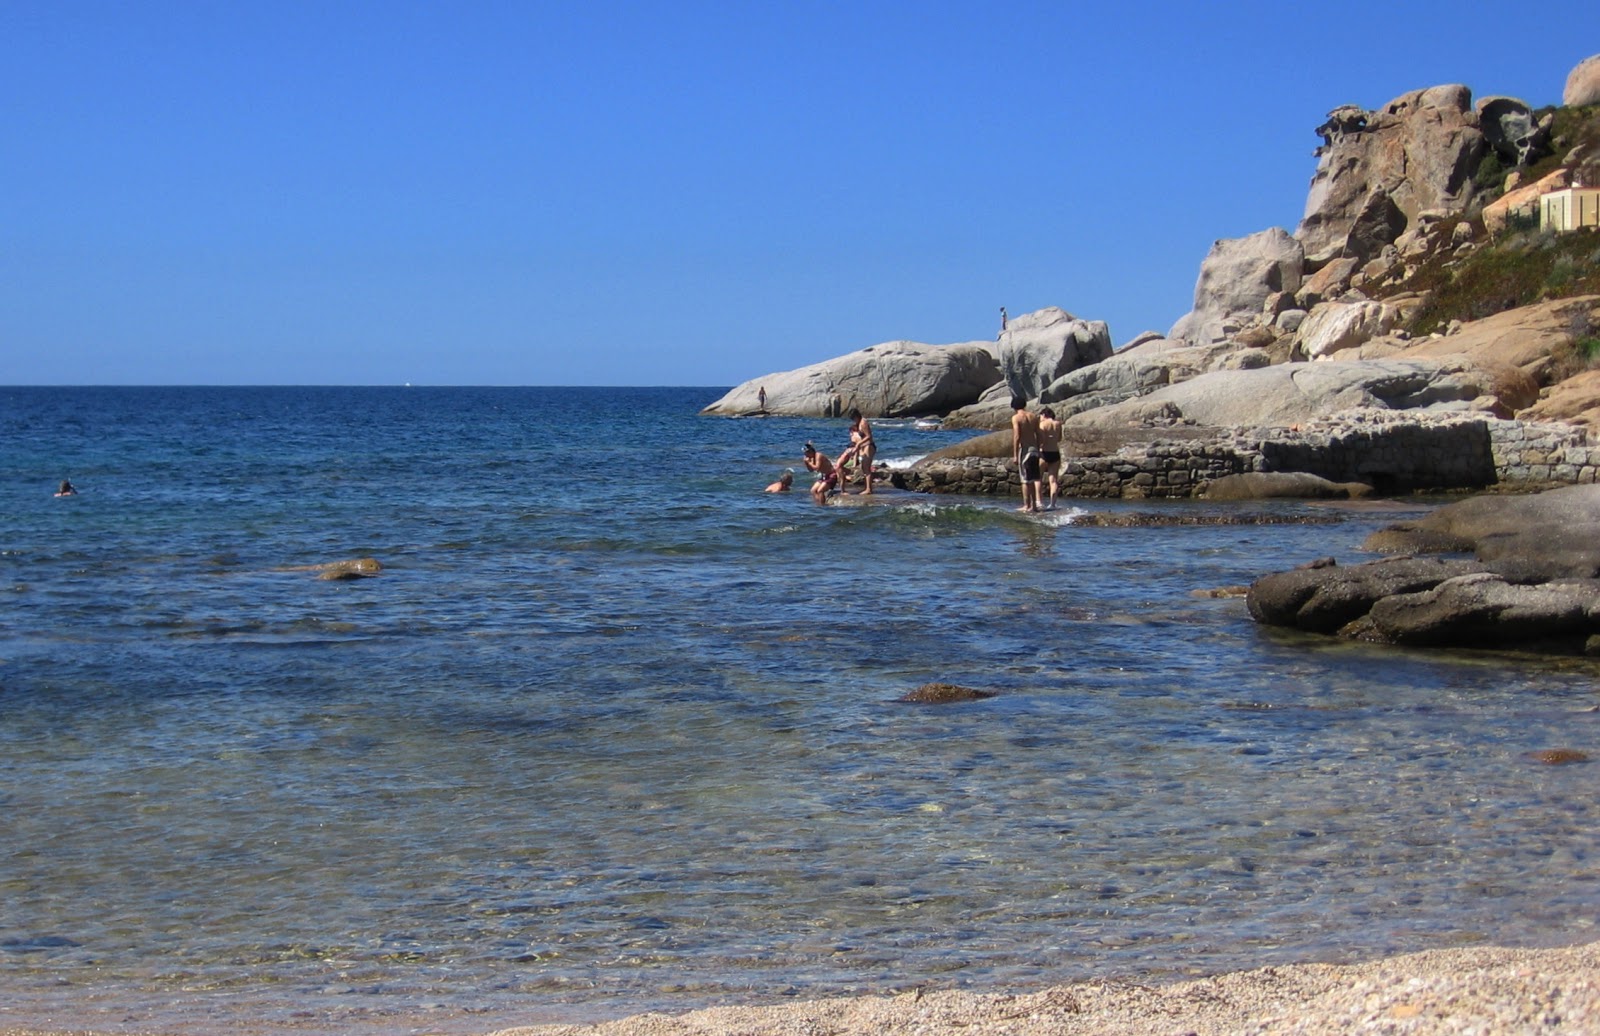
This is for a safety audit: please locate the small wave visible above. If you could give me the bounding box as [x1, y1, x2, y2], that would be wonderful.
[1038, 506, 1092, 527]
[882, 454, 926, 470]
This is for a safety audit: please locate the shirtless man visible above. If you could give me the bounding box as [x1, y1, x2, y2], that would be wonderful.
[802, 442, 839, 503]
[1037, 406, 1063, 511]
[1011, 396, 1041, 513]
[845, 408, 875, 494]
[765, 469, 794, 493]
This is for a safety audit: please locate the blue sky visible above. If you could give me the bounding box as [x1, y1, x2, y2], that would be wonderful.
[2, 2, 1589, 386]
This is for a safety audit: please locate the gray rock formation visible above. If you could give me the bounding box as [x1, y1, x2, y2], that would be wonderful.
[1565, 54, 1600, 108]
[1201, 472, 1373, 501]
[1168, 228, 1304, 346]
[701, 339, 1001, 417]
[1248, 556, 1484, 634]
[1363, 483, 1600, 581]
[997, 307, 1113, 400]
[1062, 357, 1511, 431]
[1476, 95, 1552, 167]
[1250, 486, 1600, 653]
[1297, 299, 1404, 360]
[1298, 85, 1486, 265]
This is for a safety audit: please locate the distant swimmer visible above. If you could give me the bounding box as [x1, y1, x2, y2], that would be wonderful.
[766, 469, 794, 493]
[802, 442, 839, 503]
[55, 479, 77, 497]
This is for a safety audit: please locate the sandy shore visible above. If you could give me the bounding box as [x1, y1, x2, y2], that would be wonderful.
[2, 942, 1596, 1036]
[492, 942, 1600, 1036]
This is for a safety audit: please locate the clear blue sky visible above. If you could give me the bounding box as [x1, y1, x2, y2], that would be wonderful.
[2, 2, 1588, 386]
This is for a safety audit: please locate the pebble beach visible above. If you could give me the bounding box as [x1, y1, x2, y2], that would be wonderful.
[3, 941, 1596, 1036]
[497, 941, 1600, 1036]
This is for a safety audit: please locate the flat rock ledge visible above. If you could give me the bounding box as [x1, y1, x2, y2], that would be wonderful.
[1248, 484, 1600, 653]
[893, 410, 1598, 500]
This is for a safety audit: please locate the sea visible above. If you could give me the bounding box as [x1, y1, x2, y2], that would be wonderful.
[2, 385, 1596, 1035]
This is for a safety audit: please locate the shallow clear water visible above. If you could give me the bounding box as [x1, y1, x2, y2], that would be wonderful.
[1, 387, 1597, 1034]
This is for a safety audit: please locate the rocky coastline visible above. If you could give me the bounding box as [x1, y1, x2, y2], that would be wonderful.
[708, 55, 1600, 658]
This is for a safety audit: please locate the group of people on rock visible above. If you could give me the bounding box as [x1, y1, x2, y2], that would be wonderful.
[1010, 395, 1062, 512]
[765, 398, 1061, 512]
[766, 408, 876, 503]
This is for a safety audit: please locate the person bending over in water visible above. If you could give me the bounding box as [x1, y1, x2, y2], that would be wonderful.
[765, 469, 794, 493]
[1037, 406, 1062, 511]
[845, 408, 875, 494]
[55, 479, 77, 497]
[802, 442, 840, 503]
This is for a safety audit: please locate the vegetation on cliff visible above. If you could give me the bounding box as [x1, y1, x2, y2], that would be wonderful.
[1395, 104, 1600, 341]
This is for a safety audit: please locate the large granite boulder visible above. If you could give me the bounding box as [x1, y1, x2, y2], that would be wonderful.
[1476, 95, 1552, 167]
[1037, 351, 1192, 415]
[701, 340, 1001, 417]
[1297, 300, 1405, 360]
[1168, 228, 1304, 346]
[997, 307, 1113, 400]
[1298, 86, 1485, 264]
[1063, 357, 1511, 431]
[1565, 54, 1600, 108]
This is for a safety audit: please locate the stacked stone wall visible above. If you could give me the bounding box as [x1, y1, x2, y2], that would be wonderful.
[891, 410, 1600, 499]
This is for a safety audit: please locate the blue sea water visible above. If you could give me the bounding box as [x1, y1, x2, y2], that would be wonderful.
[1, 386, 1596, 1034]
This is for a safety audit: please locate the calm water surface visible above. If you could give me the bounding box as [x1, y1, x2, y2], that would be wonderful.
[1, 387, 1596, 1034]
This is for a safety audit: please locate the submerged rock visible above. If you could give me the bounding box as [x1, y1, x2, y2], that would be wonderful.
[898, 683, 996, 704]
[316, 558, 384, 580]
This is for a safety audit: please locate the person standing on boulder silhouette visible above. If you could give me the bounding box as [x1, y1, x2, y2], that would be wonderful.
[758, 385, 767, 413]
[1011, 395, 1042, 513]
[998, 306, 1008, 340]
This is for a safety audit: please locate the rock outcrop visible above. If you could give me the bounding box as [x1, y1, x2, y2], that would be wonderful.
[997, 307, 1112, 400]
[1061, 357, 1515, 432]
[1566, 54, 1600, 108]
[701, 339, 1001, 418]
[1249, 485, 1600, 654]
[1297, 85, 1485, 264]
[1168, 228, 1304, 346]
[1363, 483, 1600, 579]
[1476, 96, 1552, 168]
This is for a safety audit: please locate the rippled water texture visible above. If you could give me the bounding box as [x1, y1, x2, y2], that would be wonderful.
[1, 387, 1596, 1034]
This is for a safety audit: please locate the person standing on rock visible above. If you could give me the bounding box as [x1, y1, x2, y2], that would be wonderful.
[1011, 396, 1042, 513]
[845, 408, 875, 494]
[758, 385, 767, 413]
[802, 442, 840, 504]
[1037, 406, 1062, 511]
[999, 306, 1008, 340]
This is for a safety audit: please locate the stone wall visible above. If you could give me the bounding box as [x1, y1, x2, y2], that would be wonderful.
[890, 411, 1600, 499]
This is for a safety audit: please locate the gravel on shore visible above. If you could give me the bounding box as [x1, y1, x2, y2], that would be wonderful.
[2, 942, 1595, 1036]
[494, 941, 1600, 1036]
